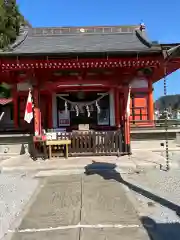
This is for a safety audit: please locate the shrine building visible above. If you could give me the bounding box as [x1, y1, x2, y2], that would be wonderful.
[0, 23, 180, 156]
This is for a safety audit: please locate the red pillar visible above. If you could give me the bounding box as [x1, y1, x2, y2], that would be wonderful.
[124, 86, 131, 154]
[48, 93, 53, 129]
[12, 84, 18, 128]
[33, 87, 41, 136]
[114, 88, 120, 128]
[148, 79, 154, 124]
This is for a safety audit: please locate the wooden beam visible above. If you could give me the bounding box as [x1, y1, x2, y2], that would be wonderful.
[0, 57, 161, 71]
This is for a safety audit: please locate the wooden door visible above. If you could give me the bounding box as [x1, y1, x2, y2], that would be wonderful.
[131, 94, 148, 122]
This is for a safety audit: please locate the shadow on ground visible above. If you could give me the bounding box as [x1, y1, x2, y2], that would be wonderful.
[141, 216, 180, 240]
[84, 161, 180, 239]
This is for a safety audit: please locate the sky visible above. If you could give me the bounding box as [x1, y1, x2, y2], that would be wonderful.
[17, 0, 180, 100]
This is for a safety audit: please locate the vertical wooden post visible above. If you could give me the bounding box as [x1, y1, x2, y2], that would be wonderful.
[12, 84, 18, 128]
[48, 93, 53, 129]
[114, 88, 120, 129]
[33, 86, 41, 136]
[124, 86, 131, 154]
[148, 79, 154, 123]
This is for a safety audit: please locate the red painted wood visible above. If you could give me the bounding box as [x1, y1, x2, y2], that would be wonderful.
[0, 57, 161, 71]
[0, 56, 161, 65]
[38, 93, 53, 129]
[60, 87, 110, 92]
[33, 88, 41, 136]
[44, 84, 112, 92]
[12, 84, 18, 128]
[124, 86, 130, 145]
[148, 79, 154, 122]
[114, 88, 120, 128]
[40, 94, 48, 129]
[48, 94, 53, 129]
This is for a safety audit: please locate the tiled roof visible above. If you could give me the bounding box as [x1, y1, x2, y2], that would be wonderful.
[4, 25, 160, 55]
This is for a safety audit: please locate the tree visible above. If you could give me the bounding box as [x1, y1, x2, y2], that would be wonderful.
[0, 0, 25, 49]
[0, 84, 11, 98]
[0, 0, 8, 48]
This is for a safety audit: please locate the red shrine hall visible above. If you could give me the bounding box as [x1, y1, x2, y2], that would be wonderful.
[0, 23, 180, 156]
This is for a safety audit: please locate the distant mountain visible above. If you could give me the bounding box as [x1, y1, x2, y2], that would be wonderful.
[154, 94, 180, 110]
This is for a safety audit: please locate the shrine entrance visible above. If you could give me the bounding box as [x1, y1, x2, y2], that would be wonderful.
[45, 89, 128, 156]
[55, 91, 111, 131]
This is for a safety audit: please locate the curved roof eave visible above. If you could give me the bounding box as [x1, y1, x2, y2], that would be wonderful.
[162, 44, 180, 60]
[0, 49, 162, 57]
[135, 29, 152, 48]
[0, 25, 163, 56]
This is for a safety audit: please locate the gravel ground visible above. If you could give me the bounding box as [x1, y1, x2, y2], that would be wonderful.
[122, 168, 180, 239]
[0, 173, 39, 239]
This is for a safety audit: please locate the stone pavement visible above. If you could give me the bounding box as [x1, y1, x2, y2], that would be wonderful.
[122, 169, 180, 240]
[10, 174, 149, 240]
[1, 149, 179, 176]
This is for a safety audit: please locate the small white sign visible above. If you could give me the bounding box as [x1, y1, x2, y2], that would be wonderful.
[46, 132, 57, 140]
[78, 124, 89, 131]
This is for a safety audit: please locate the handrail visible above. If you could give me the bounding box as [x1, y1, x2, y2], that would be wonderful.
[130, 119, 180, 128]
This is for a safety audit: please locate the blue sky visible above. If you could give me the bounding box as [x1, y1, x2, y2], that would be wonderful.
[17, 0, 180, 100]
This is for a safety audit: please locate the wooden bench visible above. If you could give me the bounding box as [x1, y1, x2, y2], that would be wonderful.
[46, 139, 71, 159]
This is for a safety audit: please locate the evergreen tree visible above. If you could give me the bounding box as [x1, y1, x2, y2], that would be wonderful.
[0, 0, 25, 49]
[0, 84, 11, 98]
[0, 0, 8, 48]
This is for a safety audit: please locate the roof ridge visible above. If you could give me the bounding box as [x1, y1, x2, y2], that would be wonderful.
[30, 25, 139, 36]
[8, 26, 29, 51]
[30, 32, 135, 38]
[32, 25, 139, 29]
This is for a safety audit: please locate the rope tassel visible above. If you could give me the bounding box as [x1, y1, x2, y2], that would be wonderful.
[96, 101, 100, 114]
[86, 105, 90, 117]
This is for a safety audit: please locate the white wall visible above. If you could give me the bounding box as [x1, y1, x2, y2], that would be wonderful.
[131, 78, 148, 88]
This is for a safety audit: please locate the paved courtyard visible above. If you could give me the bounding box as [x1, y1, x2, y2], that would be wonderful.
[10, 173, 148, 240]
[1, 151, 180, 240]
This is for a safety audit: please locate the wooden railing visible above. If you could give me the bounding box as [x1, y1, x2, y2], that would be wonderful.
[46, 130, 125, 157]
[130, 119, 180, 129]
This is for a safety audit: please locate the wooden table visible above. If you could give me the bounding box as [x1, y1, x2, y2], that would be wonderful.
[46, 139, 71, 159]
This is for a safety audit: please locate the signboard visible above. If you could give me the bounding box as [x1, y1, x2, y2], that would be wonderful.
[58, 110, 70, 127]
[78, 124, 89, 131]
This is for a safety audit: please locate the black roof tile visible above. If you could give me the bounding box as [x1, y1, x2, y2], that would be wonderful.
[3, 25, 161, 55]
